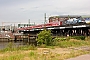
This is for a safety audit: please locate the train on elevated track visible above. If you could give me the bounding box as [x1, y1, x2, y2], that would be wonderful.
[17, 15, 87, 31]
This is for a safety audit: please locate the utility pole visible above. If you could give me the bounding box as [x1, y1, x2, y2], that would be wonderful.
[28, 19, 30, 26]
[44, 13, 47, 29]
[34, 22, 35, 25]
[44, 13, 47, 24]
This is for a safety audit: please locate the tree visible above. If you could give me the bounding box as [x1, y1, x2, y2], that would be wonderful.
[36, 30, 52, 46]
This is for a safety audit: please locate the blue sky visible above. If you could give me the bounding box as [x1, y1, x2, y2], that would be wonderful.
[0, 0, 90, 25]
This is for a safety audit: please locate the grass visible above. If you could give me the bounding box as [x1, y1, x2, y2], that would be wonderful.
[56, 39, 90, 48]
[0, 49, 90, 60]
[0, 53, 25, 60]
[0, 36, 90, 60]
[0, 42, 37, 53]
[53, 36, 90, 48]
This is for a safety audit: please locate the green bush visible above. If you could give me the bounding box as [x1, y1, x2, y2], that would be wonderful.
[36, 30, 53, 46]
[52, 37, 71, 46]
[72, 36, 85, 40]
[53, 37, 66, 41]
[53, 37, 70, 42]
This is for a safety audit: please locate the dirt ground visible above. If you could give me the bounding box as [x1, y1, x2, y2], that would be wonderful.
[67, 54, 90, 60]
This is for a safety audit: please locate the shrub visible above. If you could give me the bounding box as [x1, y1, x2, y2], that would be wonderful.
[52, 37, 71, 46]
[53, 37, 66, 41]
[36, 30, 53, 46]
[72, 36, 85, 40]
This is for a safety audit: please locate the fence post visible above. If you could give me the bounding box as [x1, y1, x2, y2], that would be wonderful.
[28, 34, 30, 44]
